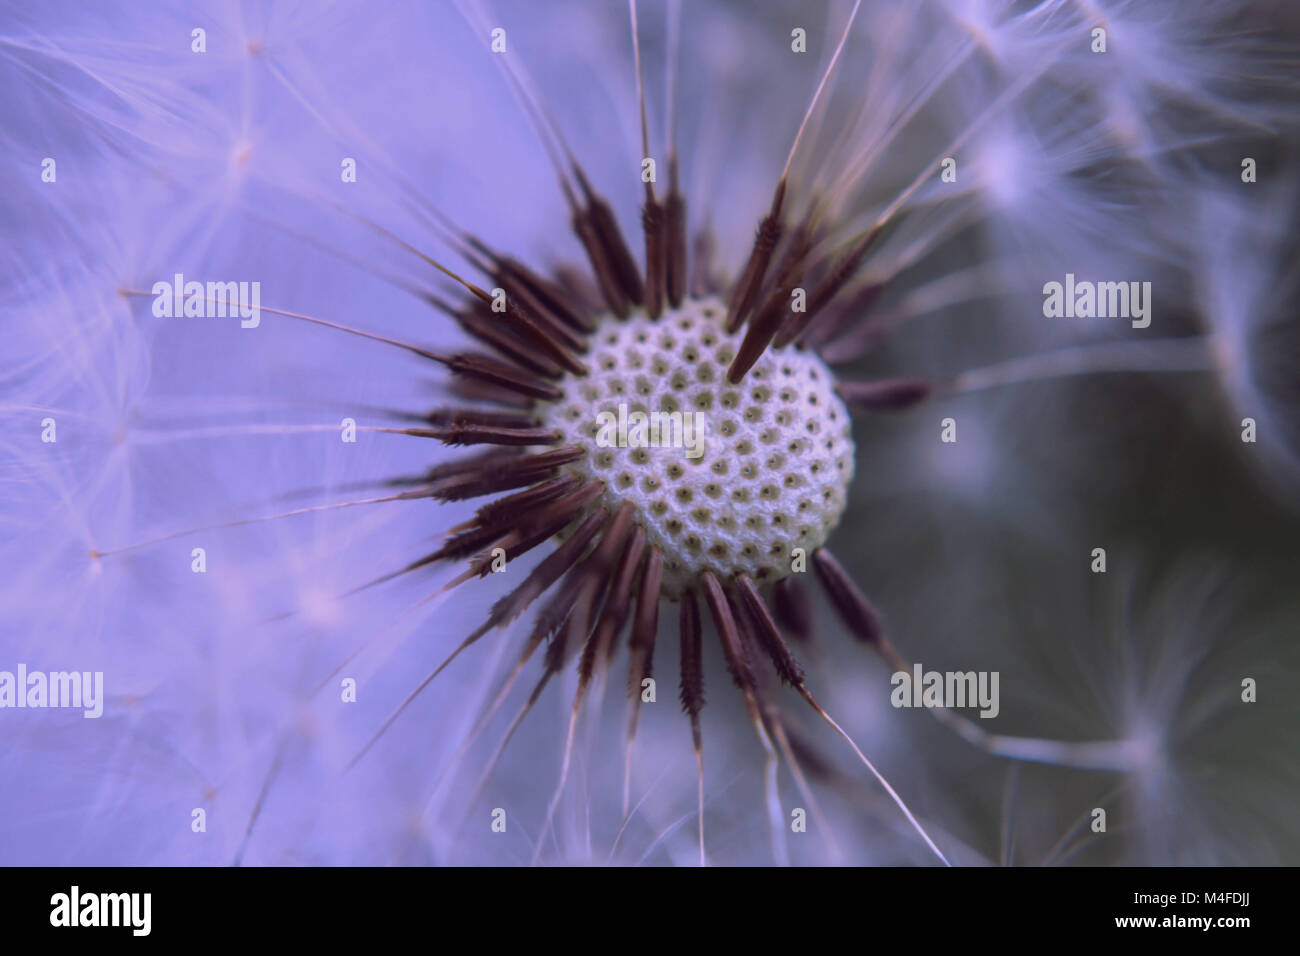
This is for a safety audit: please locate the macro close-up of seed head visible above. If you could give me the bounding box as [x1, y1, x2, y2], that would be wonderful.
[3, 0, 1300, 875]
[542, 298, 854, 597]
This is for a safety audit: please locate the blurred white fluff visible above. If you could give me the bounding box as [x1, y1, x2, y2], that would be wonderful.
[1188, 175, 1300, 504]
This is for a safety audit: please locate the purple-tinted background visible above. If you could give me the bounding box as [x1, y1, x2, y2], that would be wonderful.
[2, 0, 1299, 865]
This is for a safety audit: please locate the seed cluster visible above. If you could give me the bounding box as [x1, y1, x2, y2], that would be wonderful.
[542, 297, 855, 597]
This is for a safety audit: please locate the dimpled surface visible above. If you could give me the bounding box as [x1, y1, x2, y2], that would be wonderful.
[541, 296, 855, 598]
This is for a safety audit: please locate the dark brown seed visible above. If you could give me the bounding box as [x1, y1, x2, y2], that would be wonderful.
[516, 511, 622, 665]
[734, 574, 805, 686]
[431, 446, 585, 501]
[552, 264, 605, 319]
[765, 216, 816, 302]
[404, 423, 563, 447]
[626, 547, 664, 699]
[541, 503, 637, 679]
[579, 525, 647, 686]
[642, 188, 667, 320]
[813, 308, 894, 364]
[772, 577, 814, 645]
[690, 227, 718, 299]
[725, 178, 787, 332]
[798, 280, 887, 351]
[460, 292, 586, 376]
[462, 474, 581, 532]
[836, 378, 933, 413]
[726, 242, 809, 384]
[499, 299, 589, 375]
[423, 447, 522, 483]
[775, 226, 883, 347]
[488, 253, 596, 335]
[572, 207, 629, 318]
[727, 589, 773, 695]
[449, 300, 561, 378]
[446, 376, 536, 409]
[446, 353, 563, 402]
[425, 408, 539, 430]
[664, 156, 687, 309]
[520, 504, 626, 691]
[678, 589, 705, 719]
[464, 507, 610, 645]
[699, 571, 757, 694]
[747, 216, 816, 351]
[574, 166, 644, 307]
[481, 280, 586, 354]
[434, 475, 581, 561]
[470, 480, 605, 572]
[811, 549, 902, 667]
[589, 501, 637, 567]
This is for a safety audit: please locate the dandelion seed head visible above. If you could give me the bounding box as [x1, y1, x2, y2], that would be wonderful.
[5, 0, 1297, 868]
[542, 297, 853, 597]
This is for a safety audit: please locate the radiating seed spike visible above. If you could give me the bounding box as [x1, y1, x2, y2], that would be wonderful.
[664, 157, 688, 309]
[690, 227, 719, 298]
[431, 446, 585, 501]
[780, 226, 884, 347]
[579, 525, 647, 686]
[573, 208, 631, 318]
[453, 306, 562, 378]
[678, 589, 705, 723]
[772, 577, 815, 645]
[389, 424, 562, 447]
[574, 165, 645, 306]
[811, 548, 904, 666]
[446, 353, 563, 401]
[725, 179, 787, 332]
[699, 571, 758, 695]
[836, 378, 933, 413]
[492, 263, 594, 344]
[463, 474, 580, 531]
[798, 280, 887, 351]
[734, 574, 805, 686]
[642, 190, 667, 320]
